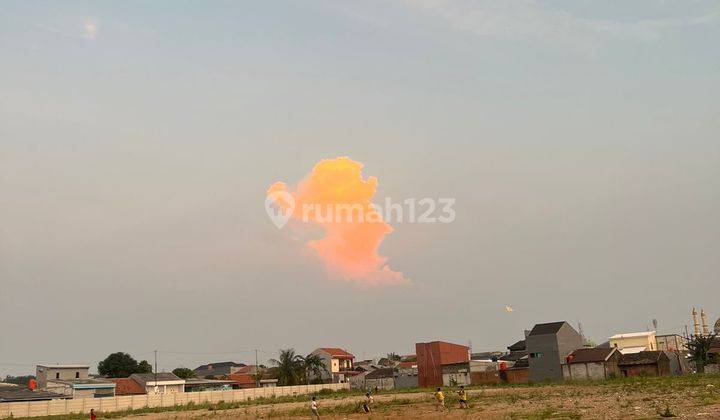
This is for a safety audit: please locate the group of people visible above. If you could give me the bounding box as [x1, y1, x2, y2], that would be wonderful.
[434, 385, 469, 411]
[309, 391, 374, 418]
[309, 385, 469, 418]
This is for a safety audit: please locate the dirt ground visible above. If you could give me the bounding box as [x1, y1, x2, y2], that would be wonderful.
[119, 378, 720, 419]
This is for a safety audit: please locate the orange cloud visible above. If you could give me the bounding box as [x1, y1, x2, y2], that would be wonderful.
[267, 157, 408, 286]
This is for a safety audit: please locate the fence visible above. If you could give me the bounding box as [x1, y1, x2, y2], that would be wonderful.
[0, 383, 349, 418]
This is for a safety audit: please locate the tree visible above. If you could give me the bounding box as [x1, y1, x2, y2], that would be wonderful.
[97, 352, 151, 378]
[297, 353, 328, 384]
[172, 367, 195, 379]
[270, 349, 302, 386]
[386, 352, 401, 361]
[687, 333, 717, 373]
[137, 360, 153, 374]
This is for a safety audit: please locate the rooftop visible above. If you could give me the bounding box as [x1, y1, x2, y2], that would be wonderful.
[365, 368, 395, 379]
[130, 373, 184, 384]
[194, 361, 246, 371]
[0, 388, 70, 403]
[528, 322, 567, 336]
[48, 378, 116, 389]
[618, 351, 665, 366]
[507, 340, 526, 352]
[316, 348, 354, 359]
[567, 348, 618, 364]
[610, 331, 656, 339]
[37, 364, 89, 369]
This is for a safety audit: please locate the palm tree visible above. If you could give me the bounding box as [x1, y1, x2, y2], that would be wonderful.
[297, 353, 328, 384]
[270, 348, 302, 386]
[687, 333, 717, 373]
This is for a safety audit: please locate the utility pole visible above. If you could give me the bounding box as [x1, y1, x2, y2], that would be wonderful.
[255, 349, 259, 388]
[154, 350, 158, 392]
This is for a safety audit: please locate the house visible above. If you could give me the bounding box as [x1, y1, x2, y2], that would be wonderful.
[184, 378, 237, 392]
[618, 351, 671, 377]
[562, 347, 621, 380]
[364, 368, 396, 391]
[415, 341, 469, 387]
[500, 339, 528, 364]
[226, 373, 256, 388]
[36, 365, 115, 399]
[526, 321, 584, 382]
[109, 378, 146, 396]
[609, 331, 657, 354]
[130, 373, 185, 394]
[36, 364, 90, 389]
[44, 379, 116, 398]
[309, 348, 355, 383]
[193, 362, 246, 379]
[656, 334, 688, 352]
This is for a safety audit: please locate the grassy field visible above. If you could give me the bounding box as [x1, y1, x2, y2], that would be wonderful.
[13, 374, 720, 419]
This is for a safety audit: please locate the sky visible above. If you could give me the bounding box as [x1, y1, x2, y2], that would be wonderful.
[1, 0, 719, 376]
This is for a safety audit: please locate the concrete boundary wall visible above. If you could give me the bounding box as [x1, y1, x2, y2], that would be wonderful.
[0, 383, 349, 418]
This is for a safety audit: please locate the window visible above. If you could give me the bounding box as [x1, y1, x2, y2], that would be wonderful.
[56, 373, 60, 379]
[75, 372, 80, 378]
[530, 352, 544, 359]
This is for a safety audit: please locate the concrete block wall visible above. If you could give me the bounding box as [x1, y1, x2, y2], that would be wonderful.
[0, 383, 349, 418]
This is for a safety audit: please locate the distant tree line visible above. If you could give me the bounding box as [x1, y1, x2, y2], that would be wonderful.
[3, 375, 35, 386]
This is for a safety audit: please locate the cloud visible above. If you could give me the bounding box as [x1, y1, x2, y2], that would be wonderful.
[404, 0, 719, 49]
[267, 157, 409, 287]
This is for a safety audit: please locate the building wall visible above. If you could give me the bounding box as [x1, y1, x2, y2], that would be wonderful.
[415, 342, 469, 388]
[470, 371, 501, 385]
[620, 364, 658, 377]
[146, 384, 184, 394]
[656, 335, 687, 352]
[442, 372, 471, 387]
[0, 383, 350, 418]
[36, 367, 89, 389]
[527, 323, 583, 382]
[501, 368, 529, 384]
[610, 333, 656, 351]
[394, 374, 418, 389]
[365, 377, 394, 391]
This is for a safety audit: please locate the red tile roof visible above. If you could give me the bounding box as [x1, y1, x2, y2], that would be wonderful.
[318, 348, 354, 359]
[397, 361, 417, 369]
[227, 373, 255, 385]
[109, 378, 145, 395]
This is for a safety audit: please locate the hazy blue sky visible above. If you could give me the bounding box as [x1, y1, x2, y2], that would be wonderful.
[2, 0, 719, 375]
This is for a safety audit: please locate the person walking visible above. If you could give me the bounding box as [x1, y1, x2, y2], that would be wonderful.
[434, 387, 445, 411]
[457, 385, 468, 409]
[311, 396, 320, 419]
[362, 392, 374, 413]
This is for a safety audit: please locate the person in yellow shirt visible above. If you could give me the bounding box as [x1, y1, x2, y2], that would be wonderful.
[434, 387, 445, 411]
[457, 385, 468, 409]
